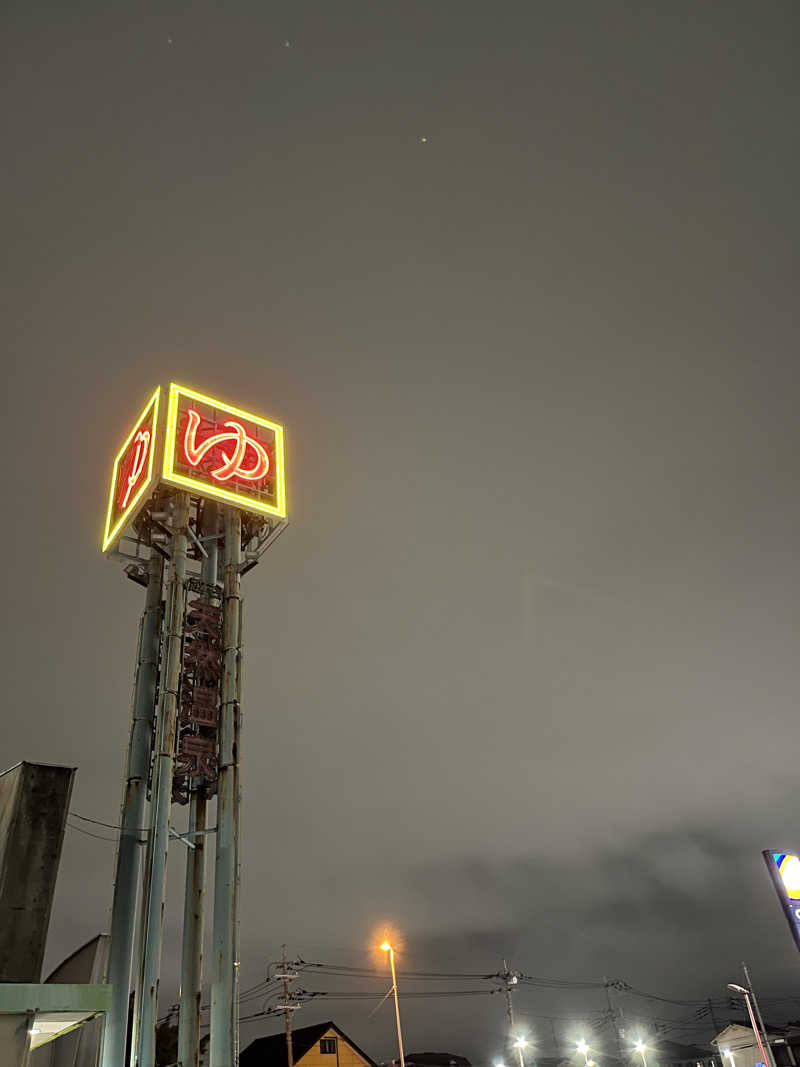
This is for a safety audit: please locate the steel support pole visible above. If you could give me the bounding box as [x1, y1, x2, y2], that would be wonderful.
[233, 593, 244, 1066]
[210, 507, 241, 1067]
[178, 502, 219, 1067]
[133, 492, 190, 1067]
[743, 964, 777, 1067]
[102, 552, 164, 1067]
[388, 947, 405, 1067]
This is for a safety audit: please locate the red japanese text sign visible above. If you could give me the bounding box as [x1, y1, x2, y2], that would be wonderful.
[103, 387, 161, 551]
[162, 384, 286, 518]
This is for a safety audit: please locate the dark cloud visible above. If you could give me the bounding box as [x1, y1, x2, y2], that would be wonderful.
[2, 1, 798, 1063]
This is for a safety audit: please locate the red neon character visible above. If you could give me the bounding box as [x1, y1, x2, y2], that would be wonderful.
[119, 428, 151, 509]
[182, 409, 269, 484]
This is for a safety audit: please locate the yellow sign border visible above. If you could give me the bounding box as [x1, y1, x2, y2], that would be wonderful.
[162, 383, 286, 518]
[102, 386, 161, 552]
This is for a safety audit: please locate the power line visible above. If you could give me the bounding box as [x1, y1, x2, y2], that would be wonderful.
[69, 811, 125, 830]
[66, 819, 119, 843]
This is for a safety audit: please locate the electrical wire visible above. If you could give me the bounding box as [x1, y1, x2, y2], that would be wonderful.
[66, 819, 119, 843]
[69, 810, 151, 835]
[69, 811, 124, 830]
[519, 974, 607, 991]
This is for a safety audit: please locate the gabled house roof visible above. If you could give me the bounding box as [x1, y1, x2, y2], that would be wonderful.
[241, 1020, 379, 1067]
[713, 1023, 791, 1048]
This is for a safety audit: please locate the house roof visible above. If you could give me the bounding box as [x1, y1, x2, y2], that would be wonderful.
[240, 1020, 378, 1067]
[654, 1039, 714, 1060]
[713, 1023, 791, 1046]
[405, 1053, 472, 1067]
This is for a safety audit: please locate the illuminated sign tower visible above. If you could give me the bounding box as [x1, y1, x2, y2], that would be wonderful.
[100, 384, 287, 1067]
[763, 850, 800, 953]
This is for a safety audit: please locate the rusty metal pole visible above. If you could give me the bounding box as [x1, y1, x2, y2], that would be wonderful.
[101, 551, 164, 1067]
[133, 491, 189, 1067]
[178, 502, 219, 1067]
[233, 593, 244, 1065]
[210, 506, 241, 1067]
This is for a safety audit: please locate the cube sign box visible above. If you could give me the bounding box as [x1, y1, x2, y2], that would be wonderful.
[162, 384, 286, 518]
[102, 383, 286, 552]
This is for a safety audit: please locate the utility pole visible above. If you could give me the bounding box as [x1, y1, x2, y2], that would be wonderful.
[707, 998, 721, 1034]
[276, 946, 297, 1067]
[502, 959, 517, 1032]
[604, 977, 624, 1063]
[500, 959, 521, 1064]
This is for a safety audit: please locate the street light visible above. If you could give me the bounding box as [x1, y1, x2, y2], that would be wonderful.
[727, 984, 774, 1067]
[514, 1037, 529, 1067]
[381, 942, 405, 1067]
[577, 1042, 590, 1066]
[634, 1040, 649, 1067]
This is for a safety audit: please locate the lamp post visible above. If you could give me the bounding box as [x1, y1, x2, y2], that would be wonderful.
[634, 1040, 649, 1067]
[728, 984, 775, 1067]
[381, 942, 405, 1067]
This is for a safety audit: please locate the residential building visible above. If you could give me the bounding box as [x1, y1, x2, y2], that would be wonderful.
[241, 1020, 378, 1067]
[712, 1023, 800, 1067]
[405, 1053, 471, 1067]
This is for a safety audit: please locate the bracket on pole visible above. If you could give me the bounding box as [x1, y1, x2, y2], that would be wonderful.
[169, 826, 217, 850]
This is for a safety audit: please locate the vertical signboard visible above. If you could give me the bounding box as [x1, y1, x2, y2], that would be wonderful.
[162, 383, 286, 519]
[762, 850, 800, 951]
[102, 387, 161, 551]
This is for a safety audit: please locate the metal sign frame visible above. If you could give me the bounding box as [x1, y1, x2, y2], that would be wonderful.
[162, 383, 286, 519]
[762, 849, 800, 952]
[102, 387, 161, 551]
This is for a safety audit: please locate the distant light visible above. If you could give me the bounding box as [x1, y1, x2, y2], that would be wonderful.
[29, 1027, 41, 1035]
[577, 1043, 589, 1055]
[380, 941, 392, 952]
[514, 1039, 528, 1049]
[496, 1062, 506, 1067]
[419, 137, 428, 143]
[635, 1042, 647, 1053]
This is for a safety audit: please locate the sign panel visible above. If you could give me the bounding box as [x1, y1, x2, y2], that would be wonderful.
[102, 387, 160, 551]
[763, 850, 800, 951]
[162, 384, 286, 518]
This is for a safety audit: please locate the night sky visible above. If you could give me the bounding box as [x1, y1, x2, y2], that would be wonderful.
[3, 2, 799, 1062]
